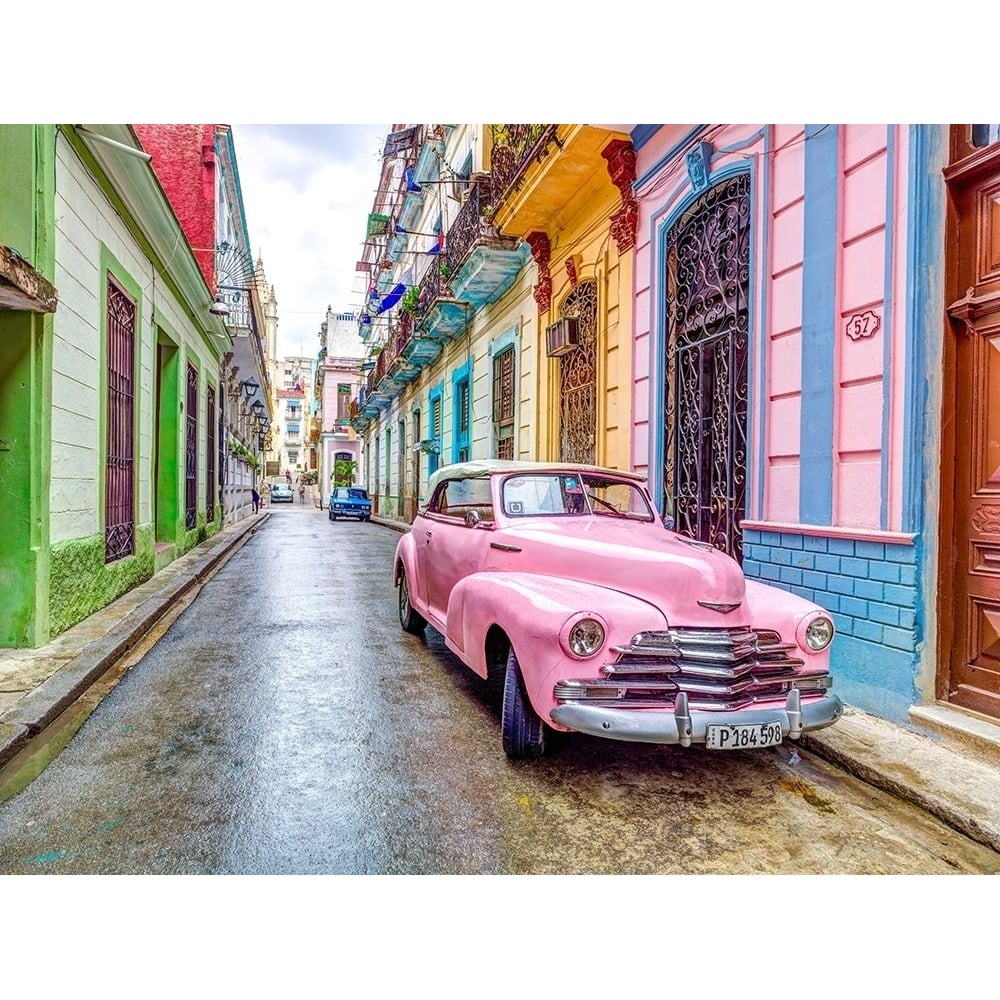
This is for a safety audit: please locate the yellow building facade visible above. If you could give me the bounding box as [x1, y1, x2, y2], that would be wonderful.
[350, 124, 640, 521]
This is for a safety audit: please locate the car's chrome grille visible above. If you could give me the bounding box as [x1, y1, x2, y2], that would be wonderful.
[554, 627, 830, 711]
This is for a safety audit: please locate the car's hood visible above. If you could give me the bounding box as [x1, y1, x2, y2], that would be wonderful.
[496, 518, 749, 627]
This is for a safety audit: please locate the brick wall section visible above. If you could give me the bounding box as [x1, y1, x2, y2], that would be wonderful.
[743, 529, 917, 650]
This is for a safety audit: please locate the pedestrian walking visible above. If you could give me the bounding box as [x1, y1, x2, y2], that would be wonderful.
[251, 487, 260, 513]
[298, 483, 306, 504]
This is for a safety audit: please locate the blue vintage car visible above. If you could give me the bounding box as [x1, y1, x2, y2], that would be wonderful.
[328, 486, 372, 521]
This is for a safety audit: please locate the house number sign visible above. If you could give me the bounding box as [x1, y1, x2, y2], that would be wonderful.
[845, 309, 881, 341]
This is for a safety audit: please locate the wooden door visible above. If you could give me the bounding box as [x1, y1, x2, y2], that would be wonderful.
[942, 127, 1000, 719]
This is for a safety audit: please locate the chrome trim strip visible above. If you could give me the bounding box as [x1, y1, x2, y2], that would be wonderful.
[550, 693, 844, 745]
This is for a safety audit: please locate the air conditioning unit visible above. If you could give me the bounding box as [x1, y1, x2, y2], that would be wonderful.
[545, 317, 580, 357]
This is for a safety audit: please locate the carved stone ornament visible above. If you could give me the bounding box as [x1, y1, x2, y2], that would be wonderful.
[526, 231, 553, 312]
[602, 139, 638, 255]
[685, 141, 714, 194]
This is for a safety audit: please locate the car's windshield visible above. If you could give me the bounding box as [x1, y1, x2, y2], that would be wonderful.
[347, 489, 368, 500]
[501, 473, 653, 520]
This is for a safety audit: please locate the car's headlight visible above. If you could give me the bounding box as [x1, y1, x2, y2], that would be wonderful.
[562, 615, 606, 658]
[798, 614, 835, 652]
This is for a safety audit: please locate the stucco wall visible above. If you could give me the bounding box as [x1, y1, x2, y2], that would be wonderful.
[48, 133, 222, 636]
[630, 124, 929, 722]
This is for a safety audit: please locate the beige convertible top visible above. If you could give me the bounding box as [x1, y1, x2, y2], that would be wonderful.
[425, 459, 647, 497]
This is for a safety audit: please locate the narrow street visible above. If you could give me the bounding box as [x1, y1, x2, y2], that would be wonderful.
[0, 504, 997, 875]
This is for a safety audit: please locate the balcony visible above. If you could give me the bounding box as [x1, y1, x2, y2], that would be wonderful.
[406, 175, 528, 342]
[348, 400, 370, 432]
[396, 309, 441, 370]
[446, 175, 528, 310]
[412, 248, 466, 342]
[489, 124, 631, 239]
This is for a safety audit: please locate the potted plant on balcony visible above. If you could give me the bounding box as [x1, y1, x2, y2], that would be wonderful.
[401, 286, 421, 315]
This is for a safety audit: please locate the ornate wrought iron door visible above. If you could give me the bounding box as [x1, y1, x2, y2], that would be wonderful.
[663, 174, 750, 561]
[105, 278, 136, 563]
[558, 279, 597, 464]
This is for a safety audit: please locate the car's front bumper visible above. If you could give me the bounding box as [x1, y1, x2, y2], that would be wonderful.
[550, 690, 843, 746]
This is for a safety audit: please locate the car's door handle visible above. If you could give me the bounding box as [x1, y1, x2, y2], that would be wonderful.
[425, 531, 432, 539]
[490, 542, 521, 552]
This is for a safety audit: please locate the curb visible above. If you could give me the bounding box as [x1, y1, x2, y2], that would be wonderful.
[802, 709, 1000, 853]
[0, 514, 268, 772]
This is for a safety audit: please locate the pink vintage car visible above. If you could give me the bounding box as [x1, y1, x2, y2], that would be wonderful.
[394, 460, 843, 759]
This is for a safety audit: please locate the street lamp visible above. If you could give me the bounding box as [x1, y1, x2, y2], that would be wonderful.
[240, 377, 259, 399]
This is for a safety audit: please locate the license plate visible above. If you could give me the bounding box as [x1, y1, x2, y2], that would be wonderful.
[705, 721, 783, 750]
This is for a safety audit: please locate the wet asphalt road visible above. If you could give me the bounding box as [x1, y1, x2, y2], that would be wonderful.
[0, 502, 998, 874]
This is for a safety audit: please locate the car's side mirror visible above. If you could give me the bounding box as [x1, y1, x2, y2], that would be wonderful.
[464, 510, 481, 528]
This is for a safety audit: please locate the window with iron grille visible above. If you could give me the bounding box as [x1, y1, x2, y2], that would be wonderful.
[206, 384, 216, 522]
[493, 346, 515, 460]
[337, 384, 350, 421]
[186, 363, 198, 529]
[105, 277, 136, 563]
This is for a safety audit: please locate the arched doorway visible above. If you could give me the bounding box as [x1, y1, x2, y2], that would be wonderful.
[557, 278, 598, 464]
[662, 173, 750, 562]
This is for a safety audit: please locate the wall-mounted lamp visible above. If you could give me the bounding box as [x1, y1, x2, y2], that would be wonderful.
[241, 377, 260, 399]
[210, 295, 229, 317]
[251, 399, 265, 416]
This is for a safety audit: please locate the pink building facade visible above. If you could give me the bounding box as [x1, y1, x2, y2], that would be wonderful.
[629, 125, 950, 724]
[318, 309, 367, 503]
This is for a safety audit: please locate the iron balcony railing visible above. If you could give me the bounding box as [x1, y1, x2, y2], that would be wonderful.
[488, 124, 559, 210]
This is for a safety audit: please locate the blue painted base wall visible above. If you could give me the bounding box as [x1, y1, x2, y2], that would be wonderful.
[744, 528, 920, 724]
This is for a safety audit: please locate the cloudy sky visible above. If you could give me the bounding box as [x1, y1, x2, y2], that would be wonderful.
[229, 124, 390, 359]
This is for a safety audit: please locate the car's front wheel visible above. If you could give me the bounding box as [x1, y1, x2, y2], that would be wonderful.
[398, 568, 426, 635]
[328, 509, 333, 520]
[502, 648, 546, 759]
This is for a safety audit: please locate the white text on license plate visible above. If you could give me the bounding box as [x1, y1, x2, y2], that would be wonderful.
[705, 721, 783, 750]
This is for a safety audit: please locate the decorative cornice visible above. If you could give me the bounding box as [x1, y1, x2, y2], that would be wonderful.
[948, 285, 1000, 335]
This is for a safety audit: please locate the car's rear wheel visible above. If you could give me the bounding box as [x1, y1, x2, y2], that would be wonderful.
[502, 648, 546, 759]
[398, 568, 426, 635]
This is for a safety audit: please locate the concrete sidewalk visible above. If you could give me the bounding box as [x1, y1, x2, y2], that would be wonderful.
[2, 509, 999, 856]
[0, 513, 269, 775]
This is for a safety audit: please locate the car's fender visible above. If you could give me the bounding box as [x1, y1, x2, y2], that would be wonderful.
[394, 531, 426, 613]
[743, 579, 834, 669]
[444, 571, 668, 721]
